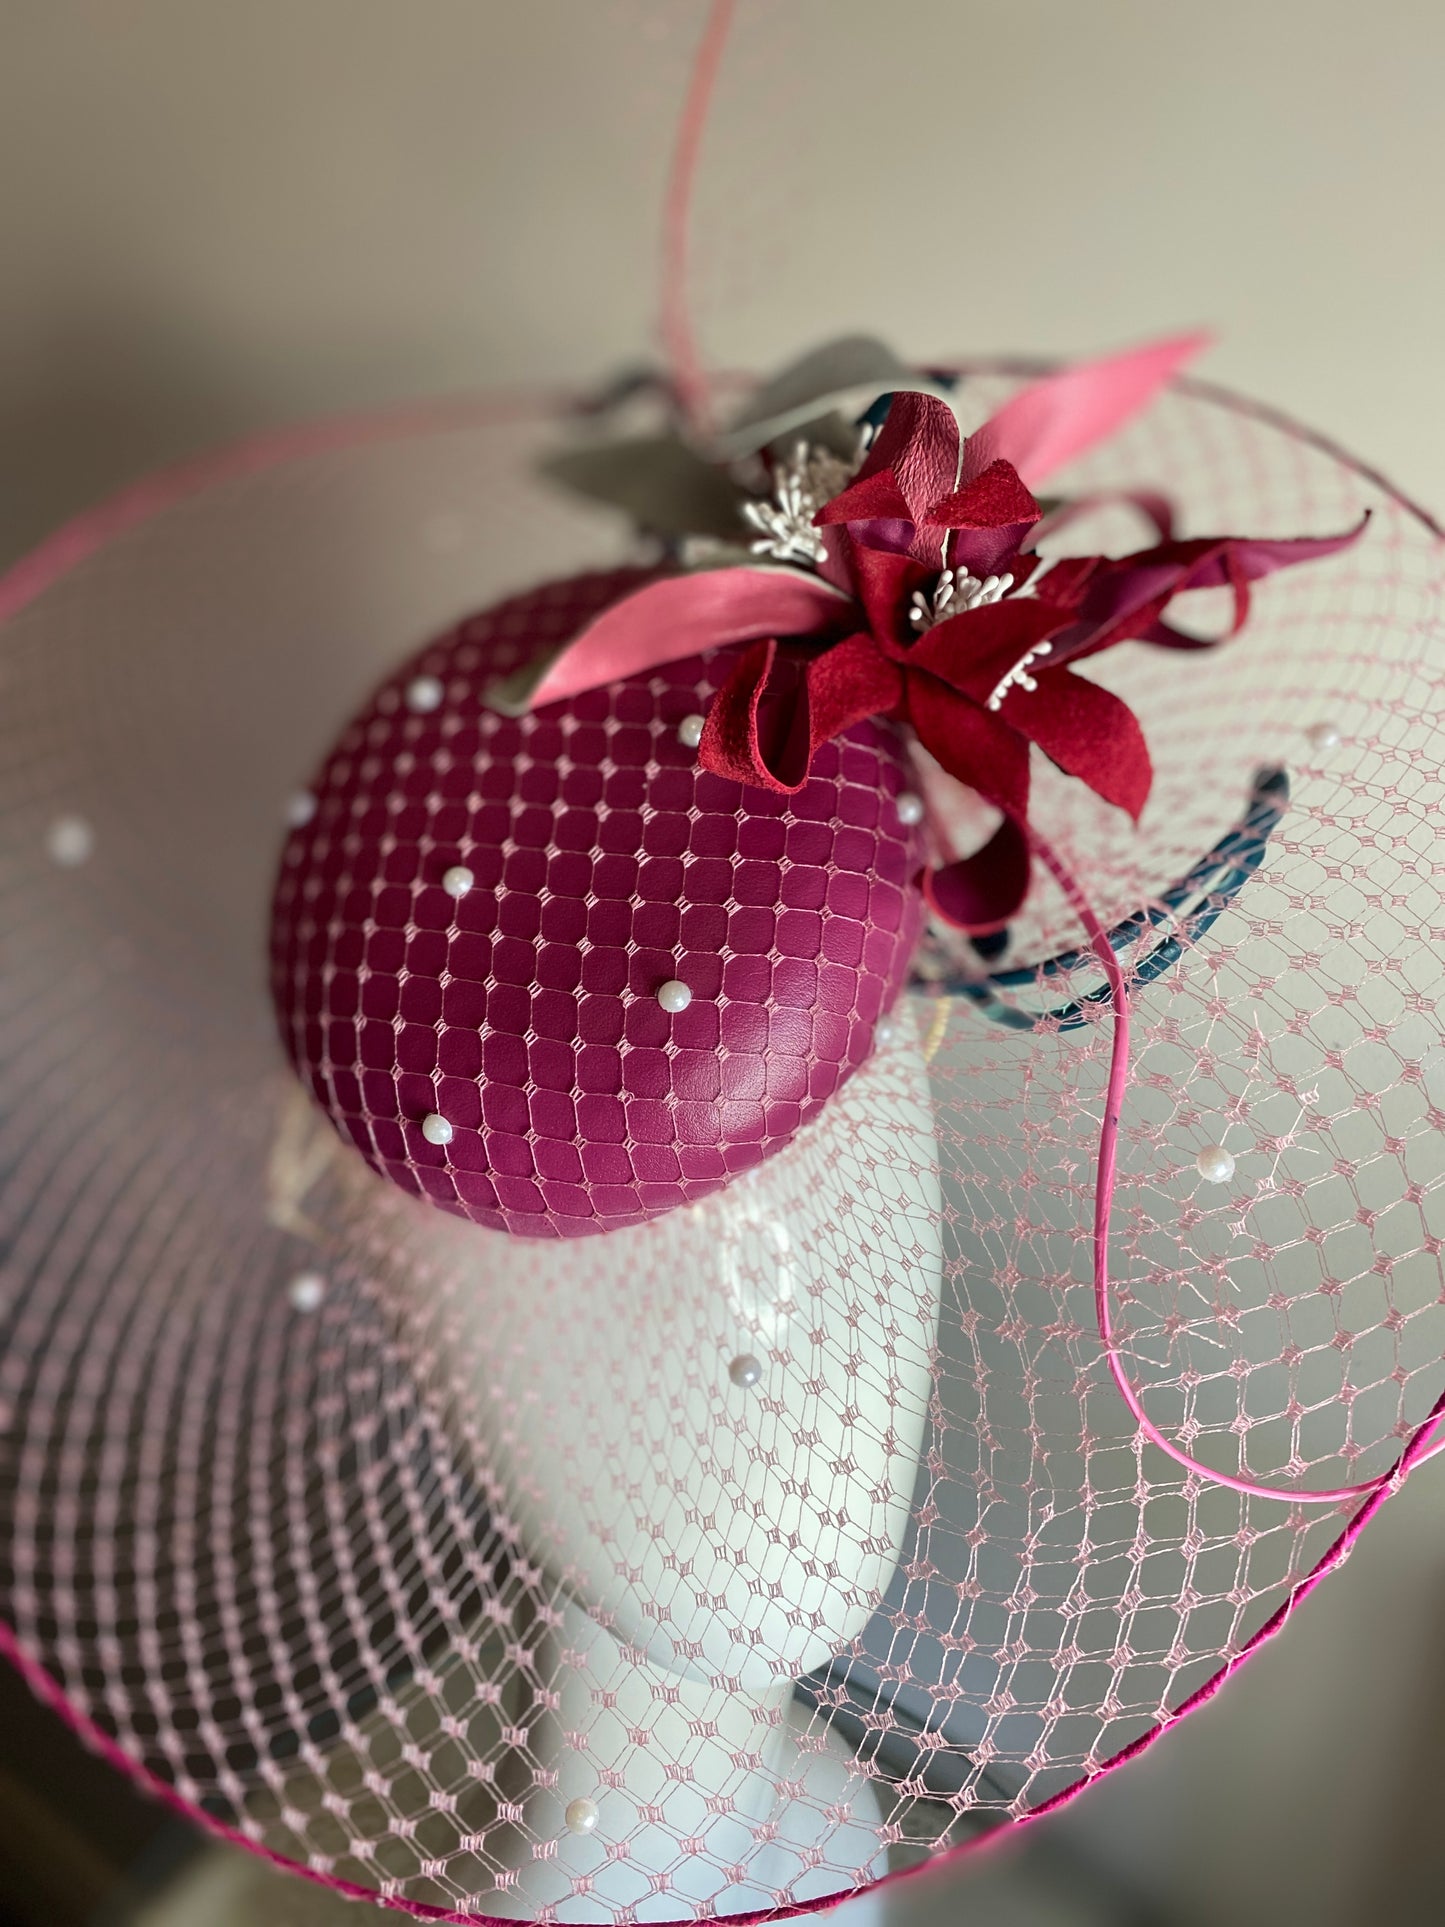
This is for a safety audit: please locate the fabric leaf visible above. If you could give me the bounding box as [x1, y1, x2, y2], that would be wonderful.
[540, 434, 746, 542]
[716, 334, 954, 460]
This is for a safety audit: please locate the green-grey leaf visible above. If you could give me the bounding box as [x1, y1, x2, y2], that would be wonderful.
[716, 334, 959, 460]
[539, 434, 745, 542]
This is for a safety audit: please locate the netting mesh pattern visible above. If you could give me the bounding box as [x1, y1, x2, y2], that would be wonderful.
[0, 375, 1441, 1922]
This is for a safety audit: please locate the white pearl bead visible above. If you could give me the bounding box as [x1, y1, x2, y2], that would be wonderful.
[874, 1015, 900, 1049]
[895, 790, 925, 827]
[677, 713, 706, 749]
[1306, 721, 1341, 753]
[46, 815, 94, 866]
[1196, 1144, 1236, 1184]
[442, 865, 475, 900]
[405, 674, 445, 714]
[728, 1353, 762, 1389]
[286, 791, 318, 828]
[421, 1112, 454, 1146]
[288, 1271, 325, 1313]
[565, 1796, 600, 1836]
[657, 979, 693, 1013]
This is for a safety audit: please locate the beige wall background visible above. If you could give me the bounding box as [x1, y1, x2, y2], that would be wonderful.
[2, 4, 1443, 1924]
[2, 0, 1443, 560]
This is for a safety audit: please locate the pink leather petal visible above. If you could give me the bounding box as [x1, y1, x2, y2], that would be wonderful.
[518, 567, 850, 711]
[962, 332, 1212, 489]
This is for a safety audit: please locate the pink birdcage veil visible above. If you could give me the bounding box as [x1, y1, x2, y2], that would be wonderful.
[1, 6, 1444, 1925]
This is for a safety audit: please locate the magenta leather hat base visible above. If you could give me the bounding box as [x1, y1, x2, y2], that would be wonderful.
[270, 569, 928, 1238]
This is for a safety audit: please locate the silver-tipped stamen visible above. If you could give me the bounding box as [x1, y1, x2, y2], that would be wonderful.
[740, 441, 855, 568]
[909, 569, 1014, 632]
[985, 639, 1054, 711]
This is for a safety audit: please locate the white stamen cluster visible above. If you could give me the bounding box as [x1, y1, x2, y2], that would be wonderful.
[909, 568, 1014, 632]
[741, 442, 854, 567]
[986, 639, 1054, 711]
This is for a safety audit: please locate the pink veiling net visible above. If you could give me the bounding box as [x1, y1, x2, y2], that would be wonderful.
[0, 363, 1440, 1924]
[1, 3, 1444, 1920]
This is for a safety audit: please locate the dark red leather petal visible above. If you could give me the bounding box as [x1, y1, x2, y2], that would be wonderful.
[1000, 665, 1153, 821]
[1141, 518, 1369, 591]
[1050, 515, 1369, 663]
[848, 544, 928, 648]
[925, 457, 1040, 533]
[923, 458, 1042, 576]
[904, 672, 1031, 822]
[805, 632, 906, 743]
[1043, 561, 1195, 665]
[699, 632, 904, 794]
[909, 597, 1073, 700]
[814, 467, 914, 527]
[921, 816, 1032, 934]
[697, 637, 813, 792]
[1130, 616, 1229, 650]
[1024, 554, 1100, 609]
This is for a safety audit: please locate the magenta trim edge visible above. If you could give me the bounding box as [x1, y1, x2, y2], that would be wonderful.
[0, 1425, 1424, 1927]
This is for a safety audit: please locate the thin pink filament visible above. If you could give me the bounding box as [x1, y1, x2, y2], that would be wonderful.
[1029, 826, 1444, 1504]
[658, 0, 736, 436]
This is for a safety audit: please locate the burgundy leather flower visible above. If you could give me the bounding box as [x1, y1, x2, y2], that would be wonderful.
[697, 386, 1365, 929]
[523, 339, 1366, 933]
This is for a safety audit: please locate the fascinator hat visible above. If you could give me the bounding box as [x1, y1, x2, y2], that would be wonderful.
[2, 6, 1443, 1921]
